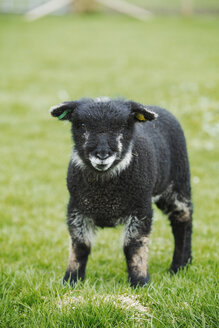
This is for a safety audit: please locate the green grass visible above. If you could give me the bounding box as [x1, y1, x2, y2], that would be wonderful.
[0, 14, 219, 327]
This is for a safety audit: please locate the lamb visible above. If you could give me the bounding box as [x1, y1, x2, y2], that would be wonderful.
[50, 97, 193, 288]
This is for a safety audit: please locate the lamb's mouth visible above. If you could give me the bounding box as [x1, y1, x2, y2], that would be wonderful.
[89, 154, 116, 172]
[95, 163, 111, 171]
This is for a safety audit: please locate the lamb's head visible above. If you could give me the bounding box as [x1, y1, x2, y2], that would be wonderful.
[50, 98, 157, 173]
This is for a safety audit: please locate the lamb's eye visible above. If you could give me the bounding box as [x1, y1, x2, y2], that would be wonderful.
[81, 123, 86, 130]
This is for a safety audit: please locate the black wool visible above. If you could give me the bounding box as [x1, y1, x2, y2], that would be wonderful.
[50, 97, 193, 288]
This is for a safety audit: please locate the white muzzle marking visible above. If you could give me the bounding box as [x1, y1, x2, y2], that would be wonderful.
[89, 154, 116, 171]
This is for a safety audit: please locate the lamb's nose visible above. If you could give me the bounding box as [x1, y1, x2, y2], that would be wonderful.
[96, 152, 110, 160]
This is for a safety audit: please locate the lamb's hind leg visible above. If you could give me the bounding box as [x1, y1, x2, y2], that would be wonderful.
[168, 196, 193, 273]
[63, 210, 95, 285]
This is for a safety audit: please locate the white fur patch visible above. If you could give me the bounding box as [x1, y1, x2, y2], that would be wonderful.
[123, 215, 146, 246]
[110, 142, 133, 177]
[95, 97, 110, 103]
[143, 106, 158, 119]
[152, 184, 192, 222]
[83, 131, 90, 149]
[152, 195, 161, 203]
[68, 210, 96, 246]
[170, 197, 192, 222]
[130, 236, 149, 278]
[90, 141, 133, 177]
[152, 183, 173, 203]
[116, 134, 123, 156]
[89, 154, 117, 171]
[71, 149, 85, 169]
[49, 103, 64, 114]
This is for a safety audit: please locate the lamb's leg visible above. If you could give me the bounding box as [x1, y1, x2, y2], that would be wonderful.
[63, 210, 95, 285]
[123, 216, 151, 288]
[168, 199, 193, 273]
[63, 239, 91, 285]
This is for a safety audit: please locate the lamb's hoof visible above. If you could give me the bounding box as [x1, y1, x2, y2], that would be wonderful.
[63, 270, 78, 286]
[170, 258, 192, 274]
[170, 265, 181, 274]
[129, 273, 150, 288]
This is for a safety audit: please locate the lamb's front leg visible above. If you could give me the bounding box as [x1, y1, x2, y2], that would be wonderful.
[63, 210, 95, 285]
[123, 216, 151, 288]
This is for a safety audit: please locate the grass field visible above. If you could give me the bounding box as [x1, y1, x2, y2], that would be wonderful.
[0, 14, 219, 327]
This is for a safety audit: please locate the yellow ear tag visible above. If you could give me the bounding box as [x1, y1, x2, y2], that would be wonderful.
[136, 113, 146, 121]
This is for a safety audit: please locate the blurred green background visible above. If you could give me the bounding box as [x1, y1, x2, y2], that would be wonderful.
[1, 0, 219, 14]
[0, 2, 218, 327]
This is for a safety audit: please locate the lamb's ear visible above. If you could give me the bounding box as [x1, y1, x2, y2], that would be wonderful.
[129, 101, 158, 122]
[50, 101, 77, 121]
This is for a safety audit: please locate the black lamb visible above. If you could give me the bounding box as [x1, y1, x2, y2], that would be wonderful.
[50, 97, 193, 288]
